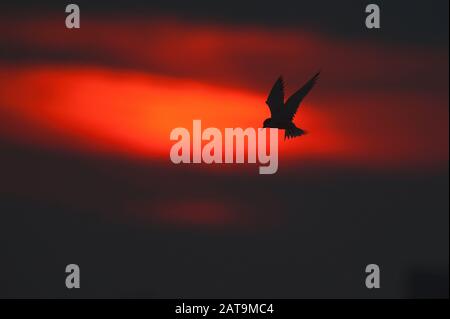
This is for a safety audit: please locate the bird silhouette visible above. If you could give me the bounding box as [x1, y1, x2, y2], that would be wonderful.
[263, 72, 320, 140]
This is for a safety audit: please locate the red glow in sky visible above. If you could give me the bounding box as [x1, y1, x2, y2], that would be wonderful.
[0, 17, 448, 171]
[0, 64, 447, 170]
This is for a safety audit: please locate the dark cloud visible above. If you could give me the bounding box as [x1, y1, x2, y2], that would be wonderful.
[0, 143, 448, 298]
[1, 0, 448, 46]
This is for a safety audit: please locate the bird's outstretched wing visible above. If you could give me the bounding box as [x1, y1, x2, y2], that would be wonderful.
[265, 76, 285, 118]
[284, 72, 320, 120]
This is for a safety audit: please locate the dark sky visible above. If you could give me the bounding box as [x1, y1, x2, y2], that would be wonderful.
[2, 0, 449, 46]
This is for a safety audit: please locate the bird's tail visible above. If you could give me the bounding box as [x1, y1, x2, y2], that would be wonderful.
[285, 123, 306, 140]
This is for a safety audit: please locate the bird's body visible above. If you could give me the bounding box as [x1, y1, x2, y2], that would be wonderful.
[263, 72, 320, 140]
[263, 120, 306, 139]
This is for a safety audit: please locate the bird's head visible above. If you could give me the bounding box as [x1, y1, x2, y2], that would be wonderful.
[263, 118, 272, 128]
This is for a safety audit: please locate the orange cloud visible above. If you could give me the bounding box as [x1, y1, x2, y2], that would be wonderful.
[0, 65, 447, 171]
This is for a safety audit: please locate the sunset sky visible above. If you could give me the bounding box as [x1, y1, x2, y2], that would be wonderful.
[0, 0, 448, 298]
[0, 4, 448, 170]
